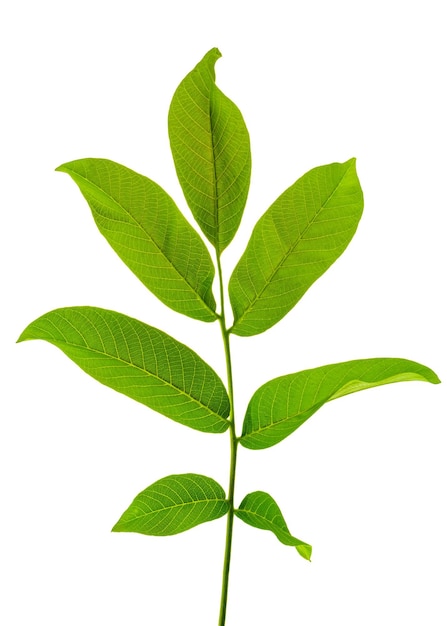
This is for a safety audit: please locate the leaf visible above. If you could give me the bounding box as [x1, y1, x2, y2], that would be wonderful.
[229, 159, 364, 336]
[235, 491, 311, 560]
[56, 158, 217, 323]
[241, 358, 440, 449]
[168, 48, 251, 253]
[18, 306, 230, 434]
[113, 474, 229, 536]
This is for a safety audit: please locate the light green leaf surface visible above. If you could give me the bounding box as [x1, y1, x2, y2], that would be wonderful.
[235, 491, 311, 560]
[229, 159, 363, 336]
[18, 306, 230, 434]
[56, 158, 217, 322]
[168, 48, 251, 253]
[113, 474, 229, 536]
[241, 358, 440, 449]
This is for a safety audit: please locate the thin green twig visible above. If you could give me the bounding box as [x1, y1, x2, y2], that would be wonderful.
[216, 253, 238, 626]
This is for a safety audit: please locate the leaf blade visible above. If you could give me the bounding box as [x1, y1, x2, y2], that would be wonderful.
[241, 358, 440, 449]
[229, 159, 364, 336]
[113, 474, 229, 535]
[18, 306, 230, 434]
[235, 491, 311, 560]
[56, 158, 217, 322]
[168, 48, 251, 252]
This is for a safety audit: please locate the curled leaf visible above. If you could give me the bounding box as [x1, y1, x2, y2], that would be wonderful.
[235, 491, 311, 560]
[241, 358, 440, 449]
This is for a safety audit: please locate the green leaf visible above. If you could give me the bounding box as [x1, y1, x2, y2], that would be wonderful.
[241, 358, 440, 450]
[18, 306, 230, 434]
[113, 473, 229, 536]
[229, 159, 364, 336]
[168, 48, 251, 253]
[56, 158, 217, 323]
[235, 491, 311, 560]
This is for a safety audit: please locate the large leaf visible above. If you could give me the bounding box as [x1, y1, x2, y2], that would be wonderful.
[229, 159, 363, 336]
[235, 491, 311, 560]
[113, 474, 229, 535]
[241, 358, 440, 449]
[168, 48, 251, 253]
[56, 158, 217, 322]
[18, 306, 230, 434]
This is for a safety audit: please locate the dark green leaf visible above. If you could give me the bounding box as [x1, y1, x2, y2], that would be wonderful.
[56, 158, 217, 322]
[113, 474, 229, 535]
[241, 358, 440, 449]
[229, 159, 363, 336]
[18, 306, 230, 434]
[168, 48, 251, 253]
[235, 491, 311, 560]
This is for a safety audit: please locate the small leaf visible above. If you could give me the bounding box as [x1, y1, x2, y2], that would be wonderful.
[56, 158, 217, 323]
[235, 491, 311, 560]
[229, 159, 364, 336]
[241, 358, 440, 449]
[168, 48, 251, 253]
[18, 306, 230, 434]
[113, 474, 229, 535]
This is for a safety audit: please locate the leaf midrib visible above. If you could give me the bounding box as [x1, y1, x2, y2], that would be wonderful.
[231, 164, 353, 330]
[125, 496, 228, 522]
[236, 507, 294, 541]
[49, 336, 228, 423]
[209, 86, 221, 255]
[243, 403, 318, 439]
[62, 166, 216, 317]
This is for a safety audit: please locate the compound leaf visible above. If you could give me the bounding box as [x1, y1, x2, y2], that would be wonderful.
[113, 474, 229, 535]
[229, 159, 363, 336]
[18, 306, 230, 434]
[168, 48, 251, 253]
[56, 158, 217, 323]
[241, 358, 440, 449]
[235, 491, 311, 560]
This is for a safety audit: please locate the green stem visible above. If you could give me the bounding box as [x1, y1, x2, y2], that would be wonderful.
[216, 253, 238, 626]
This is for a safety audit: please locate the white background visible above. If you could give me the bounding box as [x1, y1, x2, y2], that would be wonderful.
[1, 1, 446, 624]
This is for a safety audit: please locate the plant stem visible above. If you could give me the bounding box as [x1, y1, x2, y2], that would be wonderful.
[216, 253, 238, 626]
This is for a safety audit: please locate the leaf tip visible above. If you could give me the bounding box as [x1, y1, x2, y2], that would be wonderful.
[111, 520, 123, 533]
[16, 324, 32, 344]
[206, 47, 222, 61]
[297, 543, 312, 561]
[423, 363, 441, 384]
[17, 315, 46, 343]
[55, 163, 70, 175]
[198, 48, 222, 76]
[429, 371, 441, 385]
